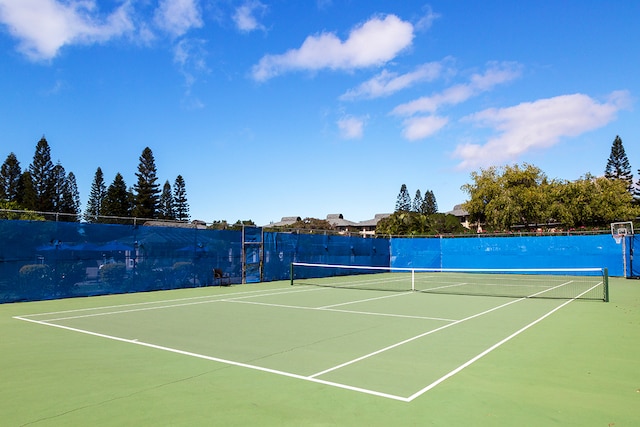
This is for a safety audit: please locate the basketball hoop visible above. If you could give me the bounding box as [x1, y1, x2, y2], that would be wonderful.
[611, 222, 634, 277]
[614, 228, 627, 244]
[611, 222, 632, 245]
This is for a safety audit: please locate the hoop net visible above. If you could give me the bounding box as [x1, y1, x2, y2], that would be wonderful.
[610, 221, 633, 245]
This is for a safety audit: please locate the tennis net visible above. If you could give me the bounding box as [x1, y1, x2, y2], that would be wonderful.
[290, 262, 609, 301]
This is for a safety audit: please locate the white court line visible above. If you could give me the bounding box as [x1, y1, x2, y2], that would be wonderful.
[308, 280, 577, 379]
[405, 281, 603, 402]
[19, 285, 314, 319]
[21, 285, 327, 322]
[13, 315, 410, 402]
[317, 291, 411, 309]
[12, 279, 600, 402]
[225, 298, 457, 322]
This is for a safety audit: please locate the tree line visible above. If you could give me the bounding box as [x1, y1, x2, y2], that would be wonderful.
[379, 135, 639, 235]
[0, 136, 189, 223]
[462, 135, 639, 232]
[376, 184, 466, 235]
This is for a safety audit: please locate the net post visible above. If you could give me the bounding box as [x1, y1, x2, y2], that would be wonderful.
[603, 268, 609, 302]
[411, 269, 415, 291]
[290, 263, 294, 286]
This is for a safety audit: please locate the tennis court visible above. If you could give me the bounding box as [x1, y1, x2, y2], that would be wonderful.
[3, 270, 638, 425]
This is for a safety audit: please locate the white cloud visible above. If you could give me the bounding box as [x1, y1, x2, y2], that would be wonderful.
[174, 38, 209, 107]
[402, 115, 449, 140]
[340, 58, 453, 100]
[154, 0, 202, 37]
[251, 14, 414, 81]
[415, 5, 440, 31]
[391, 62, 522, 142]
[391, 62, 521, 116]
[233, 0, 267, 33]
[454, 90, 632, 169]
[337, 116, 366, 139]
[392, 62, 522, 116]
[0, 0, 134, 60]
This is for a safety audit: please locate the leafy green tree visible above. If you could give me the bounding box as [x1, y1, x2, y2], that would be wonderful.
[422, 190, 438, 215]
[577, 175, 637, 225]
[462, 164, 550, 230]
[208, 220, 229, 230]
[29, 136, 56, 212]
[0, 153, 22, 202]
[158, 180, 176, 220]
[0, 200, 44, 220]
[173, 175, 189, 221]
[84, 167, 106, 222]
[395, 184, 411, 212]
[463, 164, 639, 230]
[376, 211, 464, 235]
[461, 166, 500, 229]
[377, 211, 428, 235]
[427, 213, 466, 234]
[102, 173, 132, 221]
[288, 217, 333, 230]
[230, 219, 256, 231]
[604, 135, 633, 192]
[209, 219, 255, 230]
[132, 147, 161, 219]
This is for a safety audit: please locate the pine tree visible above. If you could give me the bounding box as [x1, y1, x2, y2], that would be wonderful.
[158, 180, 175, 220]
[173, 175, 189, 221]
[16, 171, 37, 210]
[412, 189, 423, 213]
[0, 153, 22, 202]
[604, 135, 633, 192]
[51, 163, 66, 213]
[102, 173, 132, 221]
[132, 147, 161, 219]
[60, 172, 80, 221]
[421, 190, 438, 215]
[395, 184, 412, 212]
[85, 167, 106, 222]
[29, 136, 55, 212]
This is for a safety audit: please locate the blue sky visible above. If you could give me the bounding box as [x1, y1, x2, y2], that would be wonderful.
[0, 1, 638, 226]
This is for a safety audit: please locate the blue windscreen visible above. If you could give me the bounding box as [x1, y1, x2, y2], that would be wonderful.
[390, 234, 623, 275]
[0, 220, 241, 303]
[262, 232, 390, 281]
[0, 218, 626, 304]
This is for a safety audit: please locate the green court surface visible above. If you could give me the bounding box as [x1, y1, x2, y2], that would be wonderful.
[1, 277, 638, 426]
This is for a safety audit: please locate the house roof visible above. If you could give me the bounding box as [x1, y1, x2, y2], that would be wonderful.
[263, 213, 391, 229]
[357, 213, 391, 227]
[446, 204, 469, 217]
[142, 220, 207, 229]
[326, 214, 358, 227]
[268, 216, 301, 227]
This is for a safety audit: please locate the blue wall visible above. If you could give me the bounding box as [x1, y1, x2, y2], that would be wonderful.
[391, 234, 625, 276]
[0, 218, 629, 303]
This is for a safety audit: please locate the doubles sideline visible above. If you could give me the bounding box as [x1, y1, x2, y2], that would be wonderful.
[13, 280, 601, 402]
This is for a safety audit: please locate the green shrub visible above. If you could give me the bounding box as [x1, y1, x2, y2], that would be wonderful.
[100, 263, 127, 286]
[19, 264, 53, 298]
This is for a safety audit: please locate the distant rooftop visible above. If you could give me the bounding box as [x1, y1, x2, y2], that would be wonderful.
[264, 213, 391, 229]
